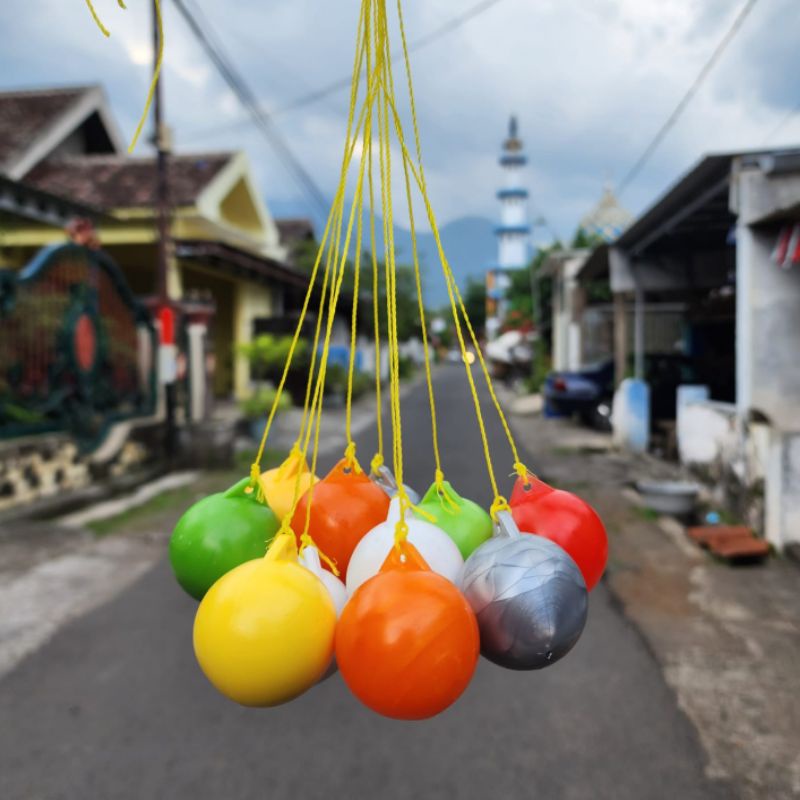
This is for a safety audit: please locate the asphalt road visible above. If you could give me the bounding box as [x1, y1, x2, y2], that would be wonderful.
[0, 366, 732, 800]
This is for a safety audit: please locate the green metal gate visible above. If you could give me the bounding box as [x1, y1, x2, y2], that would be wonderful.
[0, 243, 157, 448]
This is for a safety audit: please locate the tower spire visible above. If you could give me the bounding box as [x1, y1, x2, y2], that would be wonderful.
[486, 117, 530, 339]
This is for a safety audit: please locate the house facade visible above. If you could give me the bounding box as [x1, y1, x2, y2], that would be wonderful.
[0, 85, 310, 401]
[579, 148, 800, 551]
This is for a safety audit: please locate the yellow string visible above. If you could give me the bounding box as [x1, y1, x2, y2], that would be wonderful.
[343, 178, 364, 452]
[128, 0, 163, 153]
[383, 59, 443, 485]
[84, 0, 161, 151]
[279, 105, 380, 540]
[394, 0, 531, 488]
[367, 137, 385, 475]
[250, 43, 372, 481]
[85, 0, 111, 36]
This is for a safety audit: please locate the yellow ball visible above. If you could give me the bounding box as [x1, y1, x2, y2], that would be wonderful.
[259, 451, 319, 521]
[193, 534, 336, 707]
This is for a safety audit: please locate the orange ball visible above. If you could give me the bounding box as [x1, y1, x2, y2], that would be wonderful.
[291, 458, 389, 576]
[335, 542, 479, 720]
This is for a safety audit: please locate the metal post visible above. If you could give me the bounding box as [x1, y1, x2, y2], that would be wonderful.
[152, 0, 178, 460]
[153, 0, 171, 302]
[634, 280, 645, 380]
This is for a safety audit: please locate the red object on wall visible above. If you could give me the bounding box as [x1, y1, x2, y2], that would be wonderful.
[158, 305, 175, 345]
[509, 474, 608, 591]
[74, 314, 97, 372]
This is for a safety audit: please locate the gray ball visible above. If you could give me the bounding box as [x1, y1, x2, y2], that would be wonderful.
[461, 533, 588, 670]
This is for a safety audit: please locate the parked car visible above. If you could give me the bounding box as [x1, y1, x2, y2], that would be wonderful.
[543, 360, 615, 429]
[544, 355, 696, 431]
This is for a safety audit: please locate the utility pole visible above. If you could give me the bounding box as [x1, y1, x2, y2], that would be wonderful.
[152, 0, 178, 461]
[153, 0, 171, 302]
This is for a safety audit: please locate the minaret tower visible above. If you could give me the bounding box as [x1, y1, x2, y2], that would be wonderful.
[486, 116, 530, 338]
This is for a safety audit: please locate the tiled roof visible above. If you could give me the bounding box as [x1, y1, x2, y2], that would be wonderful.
[24, 153, 233, 210]
[275, 217, 315, 245]
[0, 86, 89, 169]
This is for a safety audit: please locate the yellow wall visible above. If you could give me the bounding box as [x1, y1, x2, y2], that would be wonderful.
[233, 280, 274, 399]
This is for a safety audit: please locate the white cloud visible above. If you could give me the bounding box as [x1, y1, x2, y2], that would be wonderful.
[1, 0, 798, 238]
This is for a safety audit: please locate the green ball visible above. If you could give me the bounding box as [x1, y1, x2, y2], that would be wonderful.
[416, 480, 493, 559]
[169, 477, 280, 600]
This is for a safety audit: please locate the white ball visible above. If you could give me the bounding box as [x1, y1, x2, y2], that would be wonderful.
[346, 497, 464, 596]
[299, 546, 347, 617]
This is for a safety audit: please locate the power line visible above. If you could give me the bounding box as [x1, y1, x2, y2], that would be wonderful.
[617, 0, 761, 195]
[181, 0, 510, 143]
[171, 0, 328, 214]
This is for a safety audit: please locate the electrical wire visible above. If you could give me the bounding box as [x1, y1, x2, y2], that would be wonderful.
[617, 0, 761, 195]
[180, 0, 510, 143]
[171, 0, 328, 213]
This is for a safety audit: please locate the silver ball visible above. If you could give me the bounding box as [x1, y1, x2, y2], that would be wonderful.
[461, 534, 588, 670]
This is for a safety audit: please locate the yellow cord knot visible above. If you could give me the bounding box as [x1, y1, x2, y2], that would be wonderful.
[344, 441, 357, 467]
[249, 462, 266, 502]
[513, 461, 530, 481]
[277, 513, 294, 538]
[434, 468, 445, 487]
[393, 518, 409, 548]
[489, 495, 511, 521]
[370, 452, 384, 474]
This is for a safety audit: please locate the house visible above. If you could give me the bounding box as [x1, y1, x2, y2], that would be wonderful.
[539, 188, 632, 372]
[0, 85, 311, 400]
[579, 148, 800, 551]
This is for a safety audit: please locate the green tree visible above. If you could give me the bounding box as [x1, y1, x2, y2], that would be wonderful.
[462, 277, 487, 335]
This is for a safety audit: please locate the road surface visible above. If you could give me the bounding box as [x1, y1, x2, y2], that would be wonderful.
[0, 366, 732, 799]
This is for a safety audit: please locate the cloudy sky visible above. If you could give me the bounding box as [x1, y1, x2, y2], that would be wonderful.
[2, 0, 799, 242]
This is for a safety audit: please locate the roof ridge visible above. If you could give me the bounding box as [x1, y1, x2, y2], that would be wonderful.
[0, 84, 99, 99]
[35, 151, 237, 165]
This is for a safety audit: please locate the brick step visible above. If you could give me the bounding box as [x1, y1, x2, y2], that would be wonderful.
[708, 536, 770, 563]
[686, 525, 753, 548]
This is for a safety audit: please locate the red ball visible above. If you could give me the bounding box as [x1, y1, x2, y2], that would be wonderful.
[291, 458, 389, 577]
[335, 543, 479, 720]
[510, 474, 608, 591]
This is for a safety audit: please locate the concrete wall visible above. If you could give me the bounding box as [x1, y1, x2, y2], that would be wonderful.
[735, 177, 800, 431]
[677, 397, 770, 534]
[732, 162, 800, 547]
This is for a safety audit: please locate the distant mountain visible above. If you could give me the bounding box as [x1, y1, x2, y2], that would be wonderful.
[288, 210, 496, 308]
[376, 215, 496, 308]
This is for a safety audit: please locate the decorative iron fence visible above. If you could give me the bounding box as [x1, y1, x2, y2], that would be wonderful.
[0, 243, 157, 448]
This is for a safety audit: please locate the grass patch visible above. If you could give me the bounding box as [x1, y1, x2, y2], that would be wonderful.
[87, 484, 199, 537]
[634, 506, 660, 522]
[88, 448, 288, 538]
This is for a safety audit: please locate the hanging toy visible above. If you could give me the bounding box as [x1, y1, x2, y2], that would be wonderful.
[461, 510, 588, 670]
[259, 449, 319, 522]
[291, 457, 390, 577]
[193, 533, 336, 706]
[299, 545, 347, 617]
[346, 496, 463, 596]
[336, 540, 479, 720]
[415, 480, 492, 559]
[370, 463, 420, 505]
[299, 544, 347, 683]
[510, 473, 608, 591]
[169, 477, 280, 600]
